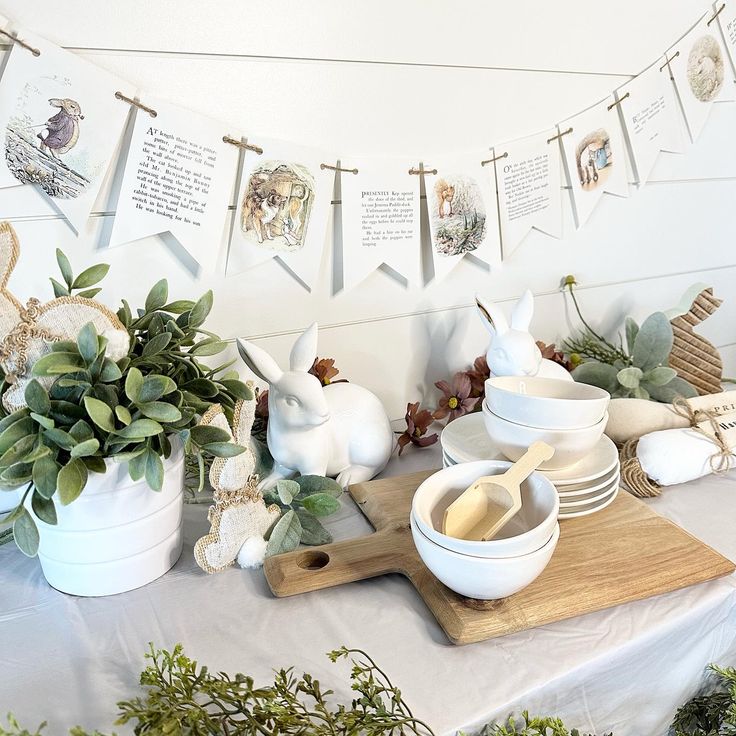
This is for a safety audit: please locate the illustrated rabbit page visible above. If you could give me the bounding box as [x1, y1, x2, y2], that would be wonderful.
[668, 16, 736, 143]
[0, 27, 135, 233]
[340, 157, 421, 290]
[426, 154, 501, 281]
[494, 129, 562, 260]
[559, 99, 629, 228]
[617, 61, 684, 185]
[227, 138, 336, 289]
[109, 97, 239, 273]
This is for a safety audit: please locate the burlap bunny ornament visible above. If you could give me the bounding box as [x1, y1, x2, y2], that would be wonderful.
[194, 392, 280, 572]
[0, 222, 130, 412]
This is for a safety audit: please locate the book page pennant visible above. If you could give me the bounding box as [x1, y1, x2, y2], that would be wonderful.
[227, 138, 335, 289]
[108, 96, 238, 273]
[616, 60, 685, 185]
[667, 14, 736, 142]
[494, 129, 563, 259]
[559, 98, 629, 228]
[425, 153, 501, 281]
[340, 156, 421, 290]
[0, 26, 135, 234]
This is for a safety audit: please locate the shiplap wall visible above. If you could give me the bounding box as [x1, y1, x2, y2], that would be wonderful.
[0, 0, 734, 418]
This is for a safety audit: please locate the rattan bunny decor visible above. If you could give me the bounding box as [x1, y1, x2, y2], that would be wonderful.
[0, 222, 130, 411]
[194, 393, 280, 572]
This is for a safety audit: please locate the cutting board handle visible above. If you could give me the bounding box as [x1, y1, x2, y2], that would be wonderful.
[263, 527, 407, 597]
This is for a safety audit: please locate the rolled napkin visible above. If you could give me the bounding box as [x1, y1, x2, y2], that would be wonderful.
[622, 405, 736, 495]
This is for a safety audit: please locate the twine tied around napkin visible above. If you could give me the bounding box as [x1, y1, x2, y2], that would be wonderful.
[0, 298, 58, 383]
[620, 395, 735, 497]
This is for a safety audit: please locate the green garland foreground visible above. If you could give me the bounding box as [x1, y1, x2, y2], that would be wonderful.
[2, 645, 735, 735]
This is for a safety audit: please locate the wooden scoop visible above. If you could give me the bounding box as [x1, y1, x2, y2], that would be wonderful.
[442, 441, 555, 542]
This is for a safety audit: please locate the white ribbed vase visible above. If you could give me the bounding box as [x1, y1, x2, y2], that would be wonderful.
[25, 441, 185, 596]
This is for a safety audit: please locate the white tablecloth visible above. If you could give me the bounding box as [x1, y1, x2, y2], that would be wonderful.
[1, 445, 735, 735]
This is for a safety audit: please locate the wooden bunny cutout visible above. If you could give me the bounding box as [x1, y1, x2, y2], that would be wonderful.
[194, 395, 280, 572]
[237, 322, 394, 490]
[476, 290, 572, 381]
[0, 222, 130, 412]
[666, 284, 723, 395]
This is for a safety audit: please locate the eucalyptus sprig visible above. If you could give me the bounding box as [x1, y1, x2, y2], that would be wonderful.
[0, 252, 253, 557]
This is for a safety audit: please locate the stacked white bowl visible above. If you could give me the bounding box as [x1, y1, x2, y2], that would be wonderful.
[410, 460, 560, 600]
[481, 376, 617, 518]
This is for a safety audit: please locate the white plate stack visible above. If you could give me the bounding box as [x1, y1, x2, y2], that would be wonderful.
[441, 408, 620, 519]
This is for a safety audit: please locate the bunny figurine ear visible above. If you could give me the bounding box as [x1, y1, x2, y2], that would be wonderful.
[476, 294, 508, 336]
[511, 290, 535, 332]
[290, 322, 318, 373]
[237, 338, 283, 385]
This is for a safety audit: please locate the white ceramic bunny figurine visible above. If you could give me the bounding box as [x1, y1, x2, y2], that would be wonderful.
[237, 323, 394, 490]
[476, 290, 573, 381]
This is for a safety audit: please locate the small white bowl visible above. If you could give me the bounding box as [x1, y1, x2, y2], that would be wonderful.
[482, 405, 608, 470]
[411, 515, 560, 600]
[485, 376, 610, 430]
[411, 460, 559, 557]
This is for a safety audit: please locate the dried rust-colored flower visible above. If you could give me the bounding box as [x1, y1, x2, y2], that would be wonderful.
[536, 340, 574, 372]
[255, 388, 269, 420]
[433, 372, 479, 423]
[309, 357, 347, 386]
[396, 402, 438, 455]
[467, 354, 490, 398]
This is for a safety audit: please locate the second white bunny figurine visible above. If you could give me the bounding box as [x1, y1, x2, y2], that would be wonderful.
[237, 323, 394, 490]
[476, 290, 573, 381]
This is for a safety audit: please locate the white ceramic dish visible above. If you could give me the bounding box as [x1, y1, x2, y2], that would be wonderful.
[411, 460, 559, 558]
[482, 405, 608, 471]
[411, 515, 560, 600]
[558, 485, 620, 518]
[556, 466, 620, 497]
[485, 376, 610, 430]
[538, 435, 619, 485]
[440, 413, 501, 464]
[558, 475, 619, 507]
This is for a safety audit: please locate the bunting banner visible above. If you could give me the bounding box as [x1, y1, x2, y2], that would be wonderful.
[0, 6, 732, 285]
[667, 14, 736, 142]
[426, 154, 501, 280]
[559, 98, 629, 228]
[108, 97, 239, 272]
[226, 138, 336, 289]
[495, 129, 563, 259]
[0, 27, 134, 234]
[340, 157, 421, 290]
[616, 60, 684, 185]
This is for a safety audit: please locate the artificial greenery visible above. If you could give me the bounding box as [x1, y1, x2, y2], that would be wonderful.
[0, 251, 253, 557]
[5, 643, 733, 735]
[262, 475, 343, 556]
[562, 276, 696, 402]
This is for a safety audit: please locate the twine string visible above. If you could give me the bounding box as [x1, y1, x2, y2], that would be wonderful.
[0, 299, 58, 382]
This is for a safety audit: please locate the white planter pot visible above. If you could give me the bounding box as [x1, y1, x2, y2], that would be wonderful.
[25, 441, 185, 597]
[0, 487, 24, 515]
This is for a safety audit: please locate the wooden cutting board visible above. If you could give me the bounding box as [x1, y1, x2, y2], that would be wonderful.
[264, 470, 735, 645]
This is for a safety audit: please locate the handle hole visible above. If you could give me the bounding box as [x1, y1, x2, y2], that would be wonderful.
[297, 550, 330, 570]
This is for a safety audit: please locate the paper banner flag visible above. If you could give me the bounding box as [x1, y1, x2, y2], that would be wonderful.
[425, 154, 501, 281]
[0, 27, 135, 233]
[559, 99, 629, 228]
[108, 97, 238, 272]
[227, 138, 335, 289]
[667, 15, 736, 142]
[340, 157, 421, 289]
[616, 60, 684, 185]
[494, 129, 562, 259]
[717, 2, 736, 75]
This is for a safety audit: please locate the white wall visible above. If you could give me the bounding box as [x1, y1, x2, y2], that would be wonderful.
[0, 0, 734, 418]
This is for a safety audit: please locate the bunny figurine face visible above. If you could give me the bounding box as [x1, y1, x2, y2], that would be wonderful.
[476, 290, 573, 382]
[237, 322, 394, 490]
